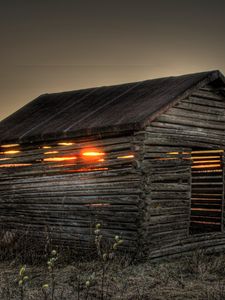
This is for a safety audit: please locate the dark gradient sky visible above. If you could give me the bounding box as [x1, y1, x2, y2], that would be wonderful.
[1, 0, 225, 120]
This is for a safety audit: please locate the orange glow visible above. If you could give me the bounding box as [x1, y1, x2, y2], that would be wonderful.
[191, 164, 221, 169]
[43, 156, 77, 162]
[191, 156, 221, 160]
[191, 150, 224, 154]
[81, 149, 105, 161]
[191, 208, 221, 212]
[44, 151, 59, 155]
[0, 158, 10, 161]
[0, 163, 32, 168]
[58, 142, 75, 146]
[98, 158, 105, 162]
[192, 160, 221, 164]
[2, 150, 20, 155]
[117, 155, 134, 159]
[167, 151, 179, 155]
[82, 151, 105, 157]
[42, 146, 51, 149]
[1, 144, 19, 148]
[167, 151, 189, 155]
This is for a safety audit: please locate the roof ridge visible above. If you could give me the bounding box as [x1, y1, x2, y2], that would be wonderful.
[40, 71, 218, 96]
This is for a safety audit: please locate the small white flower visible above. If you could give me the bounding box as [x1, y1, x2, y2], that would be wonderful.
[96, 223, 101, 229]
[85, 280, 90, 287]
[51, 250, 57, 256]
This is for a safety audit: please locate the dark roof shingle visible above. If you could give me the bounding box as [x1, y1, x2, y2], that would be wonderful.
[0, 70, 224, 144]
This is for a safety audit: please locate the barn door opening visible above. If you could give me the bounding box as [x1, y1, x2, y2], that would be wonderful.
[190, 149, 224, 234]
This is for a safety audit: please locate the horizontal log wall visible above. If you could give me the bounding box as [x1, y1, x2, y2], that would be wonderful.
[0, 134, 143, 251]
[1, 83, 225, 258]
[138, 84, 225, 258]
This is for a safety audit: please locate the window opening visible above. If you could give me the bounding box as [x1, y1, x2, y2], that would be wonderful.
[190, 149, 224, 234]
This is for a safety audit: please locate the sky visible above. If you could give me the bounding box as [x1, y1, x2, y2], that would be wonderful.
[0, 0, 225, 121]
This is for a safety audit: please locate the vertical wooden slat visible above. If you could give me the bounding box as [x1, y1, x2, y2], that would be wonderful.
[190, 150, 224, 233]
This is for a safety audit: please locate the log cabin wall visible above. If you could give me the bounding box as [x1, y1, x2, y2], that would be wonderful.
[0, 134, 143, 251]
[137, 84, 225, 258]
[0, 71, 225, 259]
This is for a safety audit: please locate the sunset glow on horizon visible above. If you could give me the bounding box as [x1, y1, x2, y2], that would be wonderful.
[0, 0, 224, 121]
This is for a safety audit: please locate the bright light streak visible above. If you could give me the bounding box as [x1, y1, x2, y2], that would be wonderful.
[0, 163, 32, 168]
[191, 164, 221, 169]
[82, 151, 105, 157]
[3, 150, 20, 155]
[44, 151, 59, 155]
[1, 144, 19, 148]
[191, 150, 224, 154]
[117, 155, 134, 159]
[43, 156, 77, 162]
[58, 142, 75, 146]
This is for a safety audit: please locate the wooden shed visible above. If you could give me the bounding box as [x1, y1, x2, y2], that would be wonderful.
[0, 70, 225, 258]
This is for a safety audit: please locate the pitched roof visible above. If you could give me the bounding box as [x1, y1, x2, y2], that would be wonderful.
[0, 70, 224, 144]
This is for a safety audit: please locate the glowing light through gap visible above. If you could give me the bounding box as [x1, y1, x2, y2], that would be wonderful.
[42, 146, 51, 149]
[57, 142, 75, 146]
[191, 164, 221, 169]
[0, 163, 32, 168]
[167, 152, 179, 155]
[117, 155, 134, 159]
[43, 156, 77, 162]
[44, 151, 59, 155]
[190, 148, 223, 232]
[81, 148, 105, 162]
[1, 144, 19, 148]
[2, 150, 20, 154]
[82, 151, 105, 157]
[0, 158, 10, 161]
[191, 156, 221, 160]
[167, 152, 189, 155]
[192, 160, 221, 164]
[191, 208, 221, 212]
[191, 150, 224, 154]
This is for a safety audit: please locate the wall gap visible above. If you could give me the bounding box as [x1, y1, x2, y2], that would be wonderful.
[190, 148, 224, 234]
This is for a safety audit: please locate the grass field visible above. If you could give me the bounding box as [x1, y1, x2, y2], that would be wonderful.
[1, 248, 225, 300]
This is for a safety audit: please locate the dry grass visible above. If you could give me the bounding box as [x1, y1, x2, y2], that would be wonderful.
[1, 225, 225, 299]
[1, 249, 225, 299]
